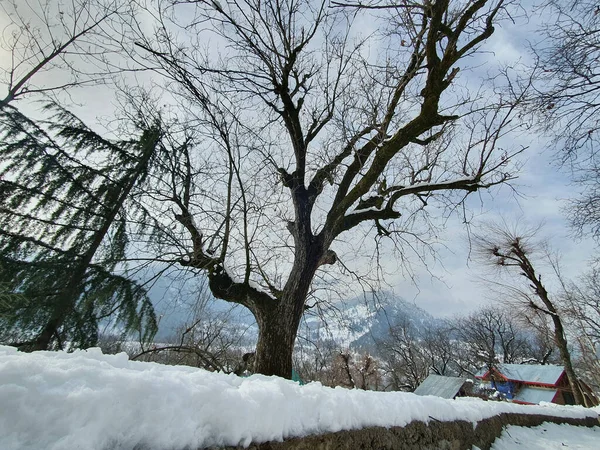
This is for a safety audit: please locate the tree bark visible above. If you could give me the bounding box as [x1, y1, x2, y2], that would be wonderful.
[253, 232, 323, 378]
[253, 306, 299, 378]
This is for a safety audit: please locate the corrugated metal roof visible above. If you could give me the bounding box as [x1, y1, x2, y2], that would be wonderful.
[476, 364, 564, 385]
[512, 386, 558, 404]
[413, 374, 468, 399]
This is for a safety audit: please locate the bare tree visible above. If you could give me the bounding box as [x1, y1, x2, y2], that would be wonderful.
[354, 352, 380, 390]
[93, 0, 528, 378]
[563, 268, 600, 390]
[293, 336, 339, 385]
[131, 284, 253, 372]
[333, 350, 358, 389]
[131, 308, 250, 372]
[421, 324, 458, 377]
[0, 0, 131, 107]
[566, 269, 600, 350]
[330, 349, 381, 390]
[475, 224, 588, 405]
[378, 315, 459, 390]
[528, 0, 600, 238]
[379, 317, 431, 391]
[453, 306, 532, 371]
[533, 0, 600, 158]
[519, 308, 559, 365]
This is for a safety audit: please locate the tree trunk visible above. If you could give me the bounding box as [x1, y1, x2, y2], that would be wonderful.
[510, 244, 588, 406]
[253, 307, 299, 378]
[550, 314, 588, 406]
[27, 268, 88, 351]
[252, 271, 314, 378]
[252, 236, 322, 378]
[27, 321, 58, 351]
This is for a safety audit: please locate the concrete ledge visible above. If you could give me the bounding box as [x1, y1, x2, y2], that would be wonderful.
[217, 412, 599, 450]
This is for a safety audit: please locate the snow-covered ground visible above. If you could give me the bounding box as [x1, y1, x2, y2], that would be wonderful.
[488, 422, 600, 449]
[0, 345, 596, 450]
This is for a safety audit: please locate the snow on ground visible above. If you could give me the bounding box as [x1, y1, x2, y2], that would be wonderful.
[488, 422, 600, 449]
[0, 345, 596, 450]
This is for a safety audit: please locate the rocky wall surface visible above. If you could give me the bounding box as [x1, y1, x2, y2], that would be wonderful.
[216, 412, 599, 450]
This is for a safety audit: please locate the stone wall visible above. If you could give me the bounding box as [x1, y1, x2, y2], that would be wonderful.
[218, 412, 599, 450]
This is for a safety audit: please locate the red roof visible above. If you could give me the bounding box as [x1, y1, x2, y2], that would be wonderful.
[475, 364, 565, 387]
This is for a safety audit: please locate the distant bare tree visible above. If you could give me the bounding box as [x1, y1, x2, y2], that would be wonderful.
[331, 349, 381, 390]
[533, 0, 600, 159]
[453, 306, 531, 371]
[563, 268, 600, 390]
[132, 286, 252, 372]
[379, 317, 430, 391]
[333, 350, 358, 389]
[475, 224, 588, 406]
[378, 315, 458, 391]
[293, 336, 338, 385]
[519, 308, 559, 365]
[529, 0, 600, 239]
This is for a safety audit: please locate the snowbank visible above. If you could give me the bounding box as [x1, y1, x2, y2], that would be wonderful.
[0, 346, 596, 450]
[489, 422, 600, 449]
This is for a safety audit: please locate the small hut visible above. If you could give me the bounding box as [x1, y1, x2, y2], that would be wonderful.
[413, 374, 472, 399]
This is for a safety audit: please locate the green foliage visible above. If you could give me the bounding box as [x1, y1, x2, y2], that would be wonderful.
[0, 103, 160, 350]
[0, 266, 28, 320]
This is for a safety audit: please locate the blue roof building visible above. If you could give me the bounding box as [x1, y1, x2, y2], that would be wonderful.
[475, 364, 571, 405]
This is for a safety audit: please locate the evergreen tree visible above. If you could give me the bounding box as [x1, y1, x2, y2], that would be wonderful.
[0, 103, 160, 350]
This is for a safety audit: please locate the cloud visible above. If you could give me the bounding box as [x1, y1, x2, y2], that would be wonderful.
[392, 137, 597, 319]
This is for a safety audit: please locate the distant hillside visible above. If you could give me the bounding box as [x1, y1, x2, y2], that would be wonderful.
[296, 292, 442, 350]
[149, 279, 441, 351]
[147, 273, 255, 341]
[350, 294, 443, 350]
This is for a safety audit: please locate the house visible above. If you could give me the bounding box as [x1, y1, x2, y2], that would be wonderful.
[413, 374, 472, 399]
[475, 364, 598, 406]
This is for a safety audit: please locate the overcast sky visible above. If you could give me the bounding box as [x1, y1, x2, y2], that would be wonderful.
[0, 1, 596, 320]
[387, 6, 599, 318]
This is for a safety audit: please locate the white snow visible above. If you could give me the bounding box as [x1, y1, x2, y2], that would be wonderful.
[302, 302, 376, 346]
[0, 345, 596, 450]
[345, 205, 384, 216]
[489, 422, 600, 449]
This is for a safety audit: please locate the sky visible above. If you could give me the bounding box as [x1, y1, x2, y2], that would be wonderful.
[0, 1, 596, 322]
[385, 5, 599, 318]
[389, 140, 598, 318]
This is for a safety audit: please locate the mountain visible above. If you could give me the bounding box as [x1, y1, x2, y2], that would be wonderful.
[146, 273, 255, 342]
[149, 277, 441, 352]
[296, 292, 442, 351]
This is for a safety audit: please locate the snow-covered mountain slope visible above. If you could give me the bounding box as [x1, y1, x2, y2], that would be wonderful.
[151, 286, 439, 351]
[297, 292, 442, 349]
